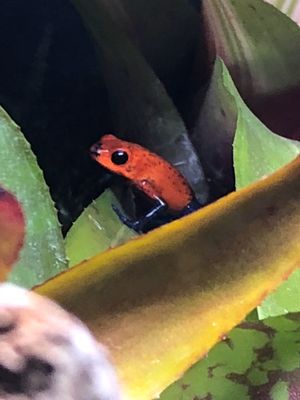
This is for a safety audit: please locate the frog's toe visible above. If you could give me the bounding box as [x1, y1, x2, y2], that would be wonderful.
[112, 205, 143, 232]
[126, 219, 144, 232]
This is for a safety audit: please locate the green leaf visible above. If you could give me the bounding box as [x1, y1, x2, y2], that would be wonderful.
[70, 0, 208, 203]
[234, 113, 300, 188]
[160, 314, 300, 400]
[65, 189, 137, 267]
[0, 106, 67, 287]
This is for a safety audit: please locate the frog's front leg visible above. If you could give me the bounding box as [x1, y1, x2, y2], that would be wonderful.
[112, 196, 167, 233]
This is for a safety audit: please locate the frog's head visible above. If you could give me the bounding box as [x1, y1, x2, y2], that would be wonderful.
[90, 134, 134, 177]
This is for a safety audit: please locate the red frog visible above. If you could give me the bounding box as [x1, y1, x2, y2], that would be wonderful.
[90, 134, 200, 232]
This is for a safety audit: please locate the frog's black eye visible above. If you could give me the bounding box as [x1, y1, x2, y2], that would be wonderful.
[111, 150, 129, 165]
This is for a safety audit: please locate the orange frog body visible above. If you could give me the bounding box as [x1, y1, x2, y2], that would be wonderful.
[90, 134, 200, 232]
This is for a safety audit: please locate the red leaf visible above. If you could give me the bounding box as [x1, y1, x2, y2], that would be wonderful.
[0, 187, 25, 280]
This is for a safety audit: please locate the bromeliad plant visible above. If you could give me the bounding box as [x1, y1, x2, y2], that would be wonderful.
[1, 0, 300, 399]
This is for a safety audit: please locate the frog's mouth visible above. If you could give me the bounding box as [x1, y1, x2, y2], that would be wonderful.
[90, 142, 102, 160]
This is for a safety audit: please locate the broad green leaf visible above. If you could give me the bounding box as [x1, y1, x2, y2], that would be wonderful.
[65, 189, 137, 267]
[0, 187, 24, 280]
[0, 106, 67, 287]
[201, 0, 300, 139]
[234, 113, 300, 188]
[161, 314, 300, 400]
[37, 155, 300, 400]
[70, 0, 208, 204]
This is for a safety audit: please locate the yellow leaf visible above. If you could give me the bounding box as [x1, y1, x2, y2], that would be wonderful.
[36, 156, 300, 400]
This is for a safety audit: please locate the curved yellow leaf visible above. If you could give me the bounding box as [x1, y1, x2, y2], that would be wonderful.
[36, 156, 300, 400]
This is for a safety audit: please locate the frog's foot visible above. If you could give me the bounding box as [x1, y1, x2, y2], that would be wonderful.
[112, 197, 168, 233]
[180, 198, 201, 216]
[112, 205, 145, 232]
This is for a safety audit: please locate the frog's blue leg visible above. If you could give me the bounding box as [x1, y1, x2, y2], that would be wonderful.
[112, 197, 167, 233]
[180, 198, 201, 216]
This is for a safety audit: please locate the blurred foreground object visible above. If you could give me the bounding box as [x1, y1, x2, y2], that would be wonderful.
[0, 283, 122, 400]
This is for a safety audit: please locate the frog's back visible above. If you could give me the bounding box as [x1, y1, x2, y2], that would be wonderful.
[131, 150, 194, 211]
